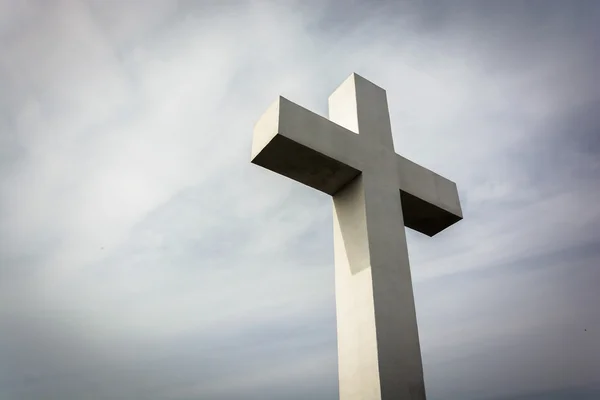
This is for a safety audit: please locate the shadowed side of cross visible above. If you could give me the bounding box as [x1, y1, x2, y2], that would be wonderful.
[250, 73, 463, 400]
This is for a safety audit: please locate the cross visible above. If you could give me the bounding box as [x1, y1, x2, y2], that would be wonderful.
[250, 73, 462, 400]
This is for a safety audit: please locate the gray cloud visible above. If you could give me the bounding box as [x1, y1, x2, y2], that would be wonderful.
[1, 0, 599, 399]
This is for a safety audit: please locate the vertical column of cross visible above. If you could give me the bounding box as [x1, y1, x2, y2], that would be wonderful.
[364, 174, 427, 400]
[329, 75, 427, 399]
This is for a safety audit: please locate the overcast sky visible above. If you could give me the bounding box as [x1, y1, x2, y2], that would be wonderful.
[1, 1, 599, 399]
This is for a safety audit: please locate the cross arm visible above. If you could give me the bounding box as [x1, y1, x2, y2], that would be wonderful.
[251, 97, 362, 195]
[396, 155, 463, 236]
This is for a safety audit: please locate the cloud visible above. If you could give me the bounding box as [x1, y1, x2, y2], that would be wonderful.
[1, 0, 599, 399]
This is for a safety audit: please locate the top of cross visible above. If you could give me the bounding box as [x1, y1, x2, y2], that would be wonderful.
[251, 73, 462, 236]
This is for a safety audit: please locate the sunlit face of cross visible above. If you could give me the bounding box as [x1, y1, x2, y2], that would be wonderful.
[251, 73, 462, 400]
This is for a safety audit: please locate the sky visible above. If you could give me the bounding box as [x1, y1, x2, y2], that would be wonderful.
[0, 0, 599, 399]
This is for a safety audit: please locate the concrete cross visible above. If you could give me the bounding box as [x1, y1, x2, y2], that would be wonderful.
[250, 73, 462, 400]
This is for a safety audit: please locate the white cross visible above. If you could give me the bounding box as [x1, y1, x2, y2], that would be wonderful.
[251, 73, 462, 400]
